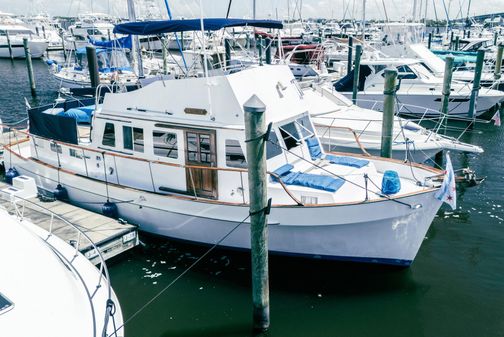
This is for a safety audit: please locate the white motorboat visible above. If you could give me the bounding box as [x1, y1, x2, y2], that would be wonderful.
[305, 84, 484, 162]
[333, 57, 504, 117]
[4, 19, 450, 266]
[0, 13, 48, 58]
[0, 176, 124, 337]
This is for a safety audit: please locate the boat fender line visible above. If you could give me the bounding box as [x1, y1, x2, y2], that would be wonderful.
[245, 122, 273, 144]
[5, 167, 19, 184]
[249, 198, 272, 216]
[103, 299, 119, 337]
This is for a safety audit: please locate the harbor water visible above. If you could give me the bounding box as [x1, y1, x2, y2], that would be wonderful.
[1, 58, 503, 337]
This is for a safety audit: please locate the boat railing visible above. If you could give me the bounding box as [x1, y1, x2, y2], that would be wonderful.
[0, 187, 118, 337]
[1, 127, 306, 207]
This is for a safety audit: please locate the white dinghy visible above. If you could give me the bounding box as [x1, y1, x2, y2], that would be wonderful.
[4, 19, 449, 266]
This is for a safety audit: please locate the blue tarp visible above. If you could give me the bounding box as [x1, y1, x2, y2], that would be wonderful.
[272, 164, 345, 193]
[114, 18, 283, 35]
[326, 154, 369, 169]
[381, 170, 401, 195]
[57, 105, 95, 124]
[89, 35, 132, 50]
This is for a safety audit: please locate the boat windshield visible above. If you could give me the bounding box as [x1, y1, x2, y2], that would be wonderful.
[0, 293, 13, 315]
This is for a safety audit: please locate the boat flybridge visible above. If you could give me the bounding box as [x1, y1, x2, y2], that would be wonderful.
[0, 176, 123, 337]
[0, 12, 48, 58]
[4, 19, 450, 266]
[333, 57, 504, 117]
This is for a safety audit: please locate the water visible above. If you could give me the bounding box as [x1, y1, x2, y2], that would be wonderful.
[1, 57, 504, 337]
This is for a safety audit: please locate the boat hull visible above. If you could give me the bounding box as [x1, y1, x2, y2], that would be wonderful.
[8, 153, 442, 266]
[0, 39, 48, 58]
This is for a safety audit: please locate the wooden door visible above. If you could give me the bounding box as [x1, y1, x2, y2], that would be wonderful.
[185, 130, 218, 199]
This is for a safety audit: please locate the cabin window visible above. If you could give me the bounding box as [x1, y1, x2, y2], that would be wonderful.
[279, 122, 301, 150]
[225, 140, 247, 168]
[123, 126, 144, 152]
[396, 65, 417, 80]
[153, 131, 178, 159]
[50, 143, 62, 154]
[102, 123, 115, 147]
[69, 148, 82, 159]
[266, 130, 282, 159]
[296, 115, 314, 138]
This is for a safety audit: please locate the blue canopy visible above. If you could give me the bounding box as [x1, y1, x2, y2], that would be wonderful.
[113, 18, 283, 35]
[89, 35, 132, 50]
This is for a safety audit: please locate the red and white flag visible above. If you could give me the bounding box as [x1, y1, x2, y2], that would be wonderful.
[435, 153, 457, 210]
[492, 110, 501, 127]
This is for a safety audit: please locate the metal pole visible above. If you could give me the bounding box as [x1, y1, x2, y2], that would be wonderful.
[494, 44, 504, 80]
[440, 56, 454, 134]
[428, 32, 432, 49]
[86, 45, 100, 89]
[494, 31, 498, 46]
[127, 0, 144, 77]
[455, 35, 460, 51]
[42, 25, 46, 39]
[352, 44, 362, 105]
[243, 94, 270, 332]
[468, 50, 485, 121]
[347, 36, 353, 75]
[162, 37, 168, 75]
[257, 35, 263, 66]
[60, 31, 67, 60]
[225, 38, 231, 69]
[23, 38, 36, 96]
[381, 68, 397, 158]
[6, 30, 13, 60]
[265, 38, 272, 65]
[449, 31, 454, 49]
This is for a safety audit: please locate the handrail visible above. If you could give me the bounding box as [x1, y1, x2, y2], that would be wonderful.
[314, 123, 371, 156]
[0, 188, 115, 337]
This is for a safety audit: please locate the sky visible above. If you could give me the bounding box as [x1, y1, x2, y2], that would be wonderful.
[3, 0, 504, 21]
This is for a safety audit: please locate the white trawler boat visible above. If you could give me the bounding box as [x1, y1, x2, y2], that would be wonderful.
[305, 84, 484, 162]
[0, 177, 123, 337]
[0, 12, 48, 58]
[4, 19, 449, 266]
[333, 58, 504, 117]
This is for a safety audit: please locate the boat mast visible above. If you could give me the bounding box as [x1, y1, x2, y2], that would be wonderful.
[126, 0, 144, 77]
[361, 0, 366, 40]
[413, 0, 418, 21]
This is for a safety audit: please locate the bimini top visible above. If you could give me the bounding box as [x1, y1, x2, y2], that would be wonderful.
[113, 18, 283, 35]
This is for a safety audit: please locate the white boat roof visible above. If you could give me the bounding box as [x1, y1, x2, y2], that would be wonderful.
[360, 57, 421, 66]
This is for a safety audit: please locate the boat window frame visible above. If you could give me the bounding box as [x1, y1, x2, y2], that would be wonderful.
[102, 122, 116, 147]
[152, 130, 179, 159]
[225, 139, 247, 168]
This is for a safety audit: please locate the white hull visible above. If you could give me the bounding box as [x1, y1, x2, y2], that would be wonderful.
[0, 39, 48, 58]
[8, 153, 442, 266]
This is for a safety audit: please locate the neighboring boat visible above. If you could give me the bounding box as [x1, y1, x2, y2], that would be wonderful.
[0, 12, 48, 58]
[0, 176, 124, 337]
[333, 57, 504, 117]
[305, 84, 484, 162]
[64, 13, 117, 51]
[4, 19, 450, 266]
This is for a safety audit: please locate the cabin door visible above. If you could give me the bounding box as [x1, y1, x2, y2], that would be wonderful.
[185, 130, 218, 199]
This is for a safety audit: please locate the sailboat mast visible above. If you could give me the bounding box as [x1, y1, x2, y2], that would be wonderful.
[361, 0, 366, 40]
[127, 0, 144, 77]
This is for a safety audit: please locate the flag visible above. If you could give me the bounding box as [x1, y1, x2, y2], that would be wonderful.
[492, 110, 501, 127]
[435, 153, 457, 210]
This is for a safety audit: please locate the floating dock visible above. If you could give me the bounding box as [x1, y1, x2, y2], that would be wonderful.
[0, 179, 139, 265]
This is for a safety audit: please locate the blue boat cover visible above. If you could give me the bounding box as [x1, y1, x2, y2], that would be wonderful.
[381, 170, 401, 195]
[89, 35, 132, 49]
[306, 137, 322, 160]
[75, 47, 107, 55]
[57, 105, 95, 124]
[114, 18, 283, 35]
[272, 164, 344, 192]
[326, 154, 369, 168]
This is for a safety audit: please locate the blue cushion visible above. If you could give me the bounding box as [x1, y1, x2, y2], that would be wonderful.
[278, 171, 345, 193]
[273, 164, 294, 177]
[326, 154, 369, 168]
[306, 137, 322, 160]
[381, 170, 401, 195]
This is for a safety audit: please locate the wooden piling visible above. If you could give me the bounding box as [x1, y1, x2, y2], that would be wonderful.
[449, 31, 454, 49]
[352, 44, 362, 105]
[468, 50, 485, 122]
[265, 38, 272, 65]
[243, 95, 270, 332]
[23, 38, 36, 96]
[455, 36, 460, 51]
[6, 30, 13, 60]
[495, 44, 503, 80]
[257, 36, 263, 66]
[494, 31, 499, 46]
[428, 32, 432, 49]
[162, 37, 168, 75]
[381, 68, 397, 158]
[440, 56, 455, 134]
[85, 45, 100, 89]
[347, 36, 353, 75]
[225, 38, 231, 69]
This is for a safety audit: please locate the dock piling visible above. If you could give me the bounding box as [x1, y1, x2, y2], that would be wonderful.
[225, 38, 231, 69]
[86, 45, 100, 89]
[494, 44, 503, 80]
[244, 95, 270, 332]
[347, 36, 353, 75]
[6, 30, 13, 60]
[428, 32, 432, 49]
[441, 56, 455, 134]
[265, 38, 272, 65]
[23, 38, 36, 96]
[352, 44, 362, 105]
[494, 31, 499, 46]
[468, 50, 485, 123]
[455, 36, 460, 51]
[257, 36, 263, 66]
[381, 68, 397, 158]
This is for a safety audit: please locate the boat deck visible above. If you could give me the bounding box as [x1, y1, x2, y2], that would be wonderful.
[0, 180, 139, 265]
